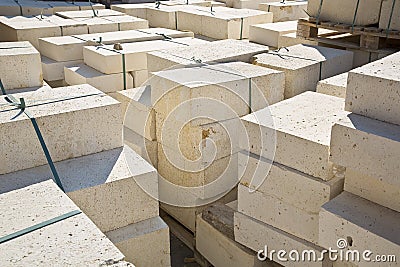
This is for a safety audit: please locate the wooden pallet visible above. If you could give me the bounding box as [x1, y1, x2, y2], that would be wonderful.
[297, 18, 400, 51]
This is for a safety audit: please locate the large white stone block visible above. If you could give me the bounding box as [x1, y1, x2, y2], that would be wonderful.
[249, 21, 298, 48]
[307, 0, 382, 25]
[55, 9, 125, 19]
[64, 63, 135, 93]
[83, 37, 207, 74]
[147, 39, 268, 73]
[39, 28, 194, 62]
[124, 127, 158, 167]
[41, 56, 82, 81]
[0, 180, 125, 266]
[0, 41, 43, 90]
[241, 92, 349, 180]
[330, 113, 400, 195]
[0, 84, 122, 175]
[316, 72, 348, 98]
[319, 192, 400, 266]
[239, 152, 344, 212]
[177, 6, 273, 39]
[345, 52, 400, 125]
[344, 168, 400, 213]
[0, 16, 61, 49]
[113, 86, 156, 141]
[238, 183, 318, 243]
[259, 1, 308, 22]
[34, 15, 88, 36]
[150, 61, 284, 122]
[196, 203, 270, 267]
[0, 145, 159, 233]
[234, 212, 333, 267]
[253, 44, 353, 98]
[106, 216, 171, 267]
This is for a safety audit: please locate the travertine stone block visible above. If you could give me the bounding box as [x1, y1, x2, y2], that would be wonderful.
[55, 9, 125, 19]
[177, 6, 273, 39]
[0, 146, 159, 233]
[64, 63, 134, 93]
[241, 92, 349, 180]
[0, 180, 124, 266]
[83, 37, 207, 74]
[238, 184, 320, 243]
[249, 21, 298, 48]
[0, 41, 43, 89]
[330, 113, 400, 191]
[234, 212, 333, 267]
[106, 216, 171, 267]
[0, 16, 62, 48]
[239, 152, 344, 212]
[253, 44, 353, 98]
[345, 52, 400, 125]
[344, 168, 400, 213]
[259, 1, 308, 22]
[111, 3, 150, 19]
[319, 192, 400, 266]
[41, 56, 82, 81]
[124, 127, 158, 167]
[147, 39, 268, 73]
[113, 86, 156, 141]
[307, 0, 382, 26]
[39, 28, 194, 61]
[196, 203, 269, 267]
[74, 17, 119, 33]
[316, 72, 348, 98]
[150, 62, 284, 122]
[0, 84, 122, 175]
[34, 15, 88, 36]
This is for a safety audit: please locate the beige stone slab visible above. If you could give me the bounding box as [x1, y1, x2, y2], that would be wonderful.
[177, 6, 273, 39]
[55, 9, 124, 19]
[380, 0, 400, 31]
[41, 56, 83, 81]
[111, 3, 150, 19]
[0, 145, 159, 233]
[317, 72, 348, 98]
[150, 61, 284, 121]
[253, 44, 353, 98]
[196, 205, 269, 267]
[344, 168, 400, 213]
[124, 127, 158, 168]
[330, 113, 400, 191]
[307, 0, 382, 26]
[0, 16, 62, 48]
[319, 192, 400, 266]
[0, 41, 43, 90]
[0, 180, 125, 266]
[113, 86, 156, 141]
[39, 28, 194, 62]
[279, 31, 320, 47]
[102, 15, 149, 31]
[239, 152, 344, 212]
[83, 37, 207, 74]
[249, 20, 298, 48]
[345, 52, 400, 125]
[74, 17, 119, 33]
[106, 216, 171, 267]
[0, 84, 122, 175]
[64, 63, 135, 93]
[259, 1, 308, 22]
[238, 183, 320, 243]
[34, 15, 88, 36]
[147, 39, 268, 73]
[234, 212, 333, 267]
[241, 92, 349, 180]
